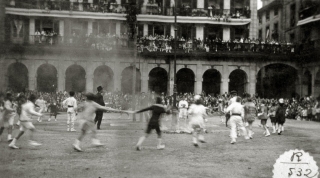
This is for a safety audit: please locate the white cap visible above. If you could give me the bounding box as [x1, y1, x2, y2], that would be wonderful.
[194, 95, 201, 101]
[279, 98, 284, 103]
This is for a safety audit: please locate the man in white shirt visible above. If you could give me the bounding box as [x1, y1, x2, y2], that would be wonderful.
[9, 94, 43, 149]
[225, 96, 249, 144]
[35, 96, 46, 122]
[178, 97, 188, 120]
[62, 91, 78, 132]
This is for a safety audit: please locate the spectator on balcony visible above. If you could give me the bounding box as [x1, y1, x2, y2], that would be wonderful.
[236, 11, 240, 18]
[35, 30, 41, 44]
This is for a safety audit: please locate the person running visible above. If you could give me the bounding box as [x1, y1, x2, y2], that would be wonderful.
[258, 100, 270, 137]
[225, 96, 249, 144]
[243, 97, 257, 139]
[275, 98, 286, 135]
[73, 93, 122, 152]
[9, 94, 43, 149]
[62, 91, 78, 132]
[134, 97, 170, 151]
[188, 95, 207, 147]
[0, 93, 16, 142]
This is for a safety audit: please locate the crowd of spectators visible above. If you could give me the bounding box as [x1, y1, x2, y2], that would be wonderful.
[3, 88, 320, 122]
[138, 34, 296, 54]
[32, 30, 130, 50]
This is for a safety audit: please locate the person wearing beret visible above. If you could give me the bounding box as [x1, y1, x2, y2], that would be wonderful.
[94, 86, 105, 130]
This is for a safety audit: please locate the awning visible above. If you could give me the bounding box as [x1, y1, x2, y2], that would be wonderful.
[297, 14, 320, 26]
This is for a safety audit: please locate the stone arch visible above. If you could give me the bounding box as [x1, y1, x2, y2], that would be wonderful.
[177, 68, 195, 94]
[65, 64, 86, 92]
[148, 67, 168, 95]
[257, 61, 298, 75]
[256, 63, 298, 98]
[37, 64, 58, 92]
[93, 65, 114, 92]
[202, 69, 221, 95]
[121, 66, 141, 94]
[7, 62, 29, 92]
[229, 69, 248, 96]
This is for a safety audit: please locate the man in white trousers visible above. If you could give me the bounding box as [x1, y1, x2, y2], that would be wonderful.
[62, 91, 78, 132]
[225, 96, 249, 144]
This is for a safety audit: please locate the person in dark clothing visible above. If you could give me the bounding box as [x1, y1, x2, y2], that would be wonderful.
[275, 98, 287, 135]
[48, 102, 58, 121]
[134, 97, 170, 151]
[94, 86, 105, 130]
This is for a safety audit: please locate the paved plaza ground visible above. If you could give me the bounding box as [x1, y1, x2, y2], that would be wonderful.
[1, 113, 320, 178]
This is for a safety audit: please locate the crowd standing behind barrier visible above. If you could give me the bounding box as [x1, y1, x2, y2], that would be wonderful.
[3, 89, 320, 121]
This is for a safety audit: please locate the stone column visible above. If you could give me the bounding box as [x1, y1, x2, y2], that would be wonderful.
[57, 64, 65, 92]
[195, 25, 204, 40]
[197, 0, 204, 8]
[249, 0, 258, 39]
[220, 64, 229, 94]
[223, 26, 230, 41]
[114, 61, 121, 91]
[59, 20, 64, 43]
[169, 60, 174, 95]
[141, 76, 148, 93]
[195, 64, 203, 94]
[313, 67, 319, 97]
[28, 64, 36, 91]
[221, 78, 229, 94]
[116, 22, 121, 36]
[170, 24, 176, 38]
[86, 74, 94, 93]
[248, 64, 257, 96]
[143, 24, 148, 36]
[224, 0, 230, 9]
[87, 21, 93, 35]
[29, 18, 35, 44]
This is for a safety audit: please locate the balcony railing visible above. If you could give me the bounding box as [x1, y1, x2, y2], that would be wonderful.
[6, 1, 251, 18]
[9, 35, 319, 58]
[137, 39, 295, 54]
[28, 35, 132, 51]
[299, 3, 320, 20]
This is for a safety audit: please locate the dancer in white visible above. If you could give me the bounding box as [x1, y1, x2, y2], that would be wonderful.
[225, 96, 249, 144]
[35, 96, 46, 122]
[62, 91, 77, 132]
[0, 93, 16, 142]
[188, 95, 207, 147]
[9, 94, 43, 149]
[73, 93, 121, 152]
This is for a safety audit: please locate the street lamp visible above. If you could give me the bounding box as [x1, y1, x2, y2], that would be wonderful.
[173, 0, 177, 109]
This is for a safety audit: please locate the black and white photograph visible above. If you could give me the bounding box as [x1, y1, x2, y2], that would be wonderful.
[0, 0, 320, 177]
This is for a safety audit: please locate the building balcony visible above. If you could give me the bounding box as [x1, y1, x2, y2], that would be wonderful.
[5, 1, 252, 25]
[299, 2, 320, 20]
[3, 35, 300, 61]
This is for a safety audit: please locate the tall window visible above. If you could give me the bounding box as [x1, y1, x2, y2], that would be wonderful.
[290, 4, 296, 27]
[259, 29, 262, 40]
[266, 10, 270, 21]
[274, 8, 278, 16]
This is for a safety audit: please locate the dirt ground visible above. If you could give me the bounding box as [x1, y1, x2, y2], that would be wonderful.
[1, 113, 320, 178]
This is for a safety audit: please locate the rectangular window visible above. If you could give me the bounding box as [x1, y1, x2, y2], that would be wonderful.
[259, 29, 262, 40]
[290, 4, 296, 27]
[259, 15, 262, 24]
[266, 11, 270, 21]
[274, 8, 278, 16]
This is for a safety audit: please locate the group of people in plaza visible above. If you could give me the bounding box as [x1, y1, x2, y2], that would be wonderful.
[0, 85, 320, 151]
